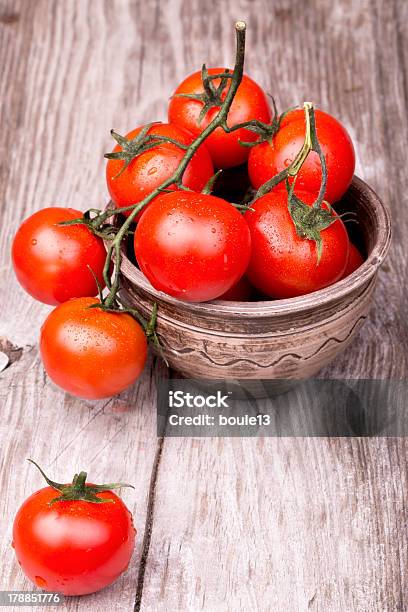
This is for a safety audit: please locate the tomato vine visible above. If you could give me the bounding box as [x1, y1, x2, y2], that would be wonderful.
[63, 20, 334, 340]
[62, 21, 249, 326]
[27, 459, 134, 505]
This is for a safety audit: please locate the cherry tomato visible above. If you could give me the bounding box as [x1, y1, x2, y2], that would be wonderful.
[217, 276, 254, 301]
[12, 208, 107, 305]
[13, 465, 135, 596]
[248, 108, 355, 203]
[106, 123, 214, 216]
[40, 297, 147, 399]
[342, 243, 364, 278]
[245, 190, 349, 298]
[134, 191, 251, 302]
[168, 68, 271, 169]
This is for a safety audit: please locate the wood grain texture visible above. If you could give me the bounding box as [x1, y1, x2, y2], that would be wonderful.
[0, 1, 407, 611]
[141, 437, 408, 611]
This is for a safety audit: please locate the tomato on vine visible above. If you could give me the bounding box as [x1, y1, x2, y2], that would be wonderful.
[248, 108, 355, 204]
[168, 67, 271, 169]
[12, 208, 107, 305]
[244, 189, 349, 299]
[13, 460, 136, 596]
[134, 191, 251, 302]
[105, 122, 214, 217]
[40, 297, 147, 399]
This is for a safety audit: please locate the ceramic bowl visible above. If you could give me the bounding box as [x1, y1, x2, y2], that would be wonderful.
[118, 176, 391, 380]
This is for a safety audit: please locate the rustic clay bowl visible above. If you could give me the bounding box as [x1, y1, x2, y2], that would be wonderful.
[118, 176, 391, 381]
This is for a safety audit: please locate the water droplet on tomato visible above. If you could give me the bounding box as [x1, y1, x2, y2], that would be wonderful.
[148, 167, 157, 176]
[284, 158, 292, 167]
[31, 239, 37, 246]
[35, 576, 47, 588]
[11, 541, 14, 548]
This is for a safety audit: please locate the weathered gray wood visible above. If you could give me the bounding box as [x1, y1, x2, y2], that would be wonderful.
[141, 437, 408, 611]
[0, 1, 407, 611]
[0, 0, 165, 610]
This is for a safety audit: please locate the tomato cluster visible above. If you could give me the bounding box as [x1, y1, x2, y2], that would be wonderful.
[10, 22, 367, 599]
[11, 63, 364, 401]
[106, 73, 360, 304]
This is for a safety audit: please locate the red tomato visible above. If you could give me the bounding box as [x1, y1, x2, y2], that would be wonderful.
[106, 123, 214, 216]
[217, 276, 254, 301]
[40, 297, 147, 399]
[134, 191, 251, 302]
[168, 68, 271, 169]
[245, 190, 349, 298]
[12, 208, 107, 305]
[13, 470, 135, 596]
[248, 109, 355, 204]
[342, 243, 364, 278]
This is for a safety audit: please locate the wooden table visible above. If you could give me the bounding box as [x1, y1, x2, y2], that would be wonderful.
[1, 1, 407, 610]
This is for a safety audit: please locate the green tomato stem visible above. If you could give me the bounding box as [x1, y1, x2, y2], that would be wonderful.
[27, 459, 134, 505]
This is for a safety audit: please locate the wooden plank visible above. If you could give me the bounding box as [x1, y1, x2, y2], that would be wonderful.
[141, 437, 408, 611]
[0, 0, 166, 609]
[139, 0, 408, 610]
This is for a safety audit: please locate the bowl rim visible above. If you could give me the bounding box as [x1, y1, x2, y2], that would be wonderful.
[117, 175, 392, 317]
